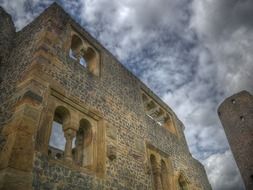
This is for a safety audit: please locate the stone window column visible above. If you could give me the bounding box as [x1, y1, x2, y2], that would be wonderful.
[153, 165, 163, 190]
[64, 128, 76, 162]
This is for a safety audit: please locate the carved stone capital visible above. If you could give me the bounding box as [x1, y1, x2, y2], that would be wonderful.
[64, 128, 76, 163]
[64, 128, 76, 139]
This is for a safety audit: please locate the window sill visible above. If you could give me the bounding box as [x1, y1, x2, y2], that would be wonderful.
[48, 156, 95, 176]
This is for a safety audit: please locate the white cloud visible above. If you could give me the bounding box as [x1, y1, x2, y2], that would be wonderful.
[203, 150, 245, 190]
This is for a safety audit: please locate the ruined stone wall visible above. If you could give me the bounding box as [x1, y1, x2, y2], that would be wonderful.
[0, 7, 54, 150]
[218, 91, 253, 189]
[0, 3, 211, 190]
[0, 8, 45, 112]
[0, 7, 15, 69]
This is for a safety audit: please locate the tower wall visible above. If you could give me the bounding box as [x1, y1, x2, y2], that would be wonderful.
[218, 91, 253, 189]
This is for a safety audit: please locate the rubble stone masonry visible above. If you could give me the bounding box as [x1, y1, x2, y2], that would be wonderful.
[0, 3, 211, 190]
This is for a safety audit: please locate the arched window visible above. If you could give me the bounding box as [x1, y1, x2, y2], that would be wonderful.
[69, 33, 100, 76]
[70, 34, 83, 59]
[84, 47, 98, 75]
[161, 160, 169, 189]
[48, 106, 70, 159]
[73, 119, 93, 167]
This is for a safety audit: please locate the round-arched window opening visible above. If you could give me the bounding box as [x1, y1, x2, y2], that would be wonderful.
[54, 106, 70, 124]
[70, 34, 83, 59]
[71, 35, 82, 50]
[83, 47, 96, 61]
[78, 119, 93, 147]
[49, 106, 70, 153]
[69, 33, 100, 76]
[73, 119, 93, 166]
[81, 47, 98, 73]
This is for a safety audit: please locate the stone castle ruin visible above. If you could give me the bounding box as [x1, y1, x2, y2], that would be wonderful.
[0, 3, 211, 190]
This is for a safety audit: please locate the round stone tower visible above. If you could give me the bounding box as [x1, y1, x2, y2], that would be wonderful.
[218, 90, 253, 189]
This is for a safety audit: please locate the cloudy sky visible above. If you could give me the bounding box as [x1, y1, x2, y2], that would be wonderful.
[1, 0, 252, 189]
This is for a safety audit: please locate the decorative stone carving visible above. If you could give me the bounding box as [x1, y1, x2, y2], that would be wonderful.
[107, 143, 117, 161]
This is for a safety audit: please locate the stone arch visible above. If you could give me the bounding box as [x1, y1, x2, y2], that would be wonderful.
[70, 34, 83, 58]
[73, 118, 93, 167]
[84, 46, 99, 75]
[69, 32, 100, 76]
[53, 106, 70, 125]
[48, 106, 70, 159]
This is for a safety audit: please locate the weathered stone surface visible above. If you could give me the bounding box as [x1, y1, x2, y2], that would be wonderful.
[0, 6, 15, 69]
[0, 2, 211, 190]
[23, 91, 43, 103]
[218, 91, 253, 189]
